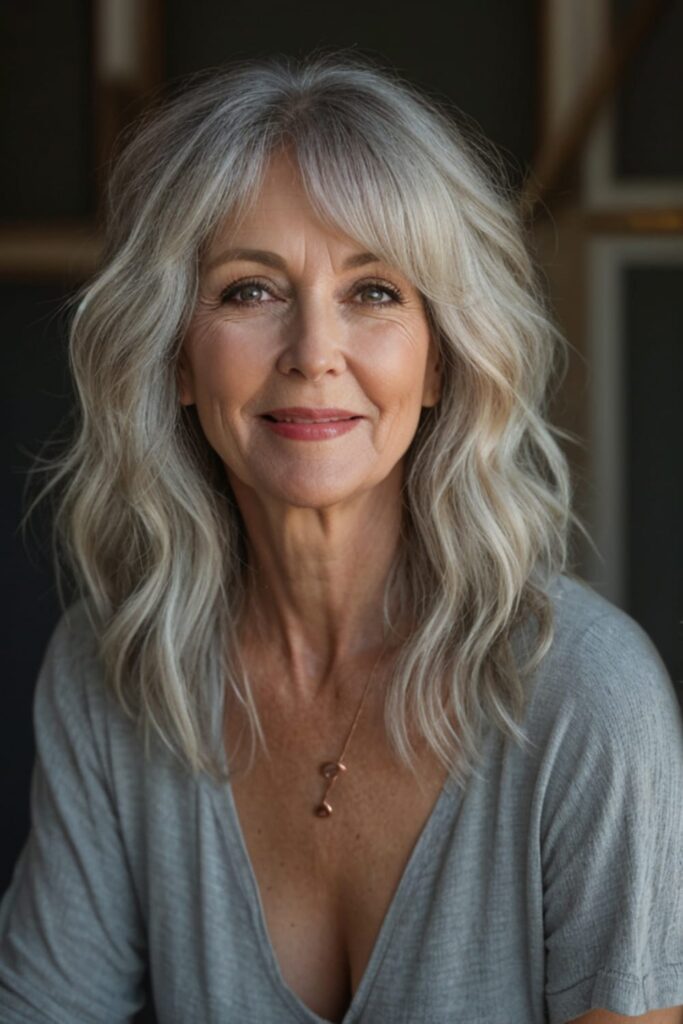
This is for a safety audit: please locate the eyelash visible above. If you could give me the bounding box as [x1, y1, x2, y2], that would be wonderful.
[218, 276, 405, 307]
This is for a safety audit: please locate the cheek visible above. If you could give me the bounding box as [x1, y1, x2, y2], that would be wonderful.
[185, 324, 266, 410]
[360, 327, 430, 417]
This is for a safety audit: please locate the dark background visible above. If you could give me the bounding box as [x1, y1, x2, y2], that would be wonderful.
[2, 4, 682, 1019]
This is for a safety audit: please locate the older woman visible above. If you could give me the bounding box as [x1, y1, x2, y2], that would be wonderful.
[1, 53, 682, 1024]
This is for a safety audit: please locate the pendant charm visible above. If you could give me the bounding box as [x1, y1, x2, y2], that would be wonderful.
[315, 800, 333, 817]
[320, 761, 347, 780]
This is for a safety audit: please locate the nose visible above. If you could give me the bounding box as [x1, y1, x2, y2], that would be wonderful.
[275, 292, 346, 381]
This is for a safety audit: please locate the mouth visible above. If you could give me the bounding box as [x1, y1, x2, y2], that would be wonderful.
[261, 407, 362, 423]
[259, 410, 363, 441]
[262, 414, 361, 423]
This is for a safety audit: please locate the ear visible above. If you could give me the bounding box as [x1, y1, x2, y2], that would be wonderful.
[176, 350, 195, 407]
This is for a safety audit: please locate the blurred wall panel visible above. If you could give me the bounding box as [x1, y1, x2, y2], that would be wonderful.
[625, 264, 683, 684]
[165, 0, 537, 189]
[0, 1, 94, 221]
[1, 283, 75, 891]
[614, 0, 683, 177]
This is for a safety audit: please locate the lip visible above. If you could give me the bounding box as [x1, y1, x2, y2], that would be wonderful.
[260, 417, 362, 441]
[261, 407, 361, 421]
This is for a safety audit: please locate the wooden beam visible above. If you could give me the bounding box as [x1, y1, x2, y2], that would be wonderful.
[1, 1, 164, 283]
[523, 0, 672, 219]
[0, 224, 102, 281]
[92, 0, 165, 218]
[587, 208, 683, 234]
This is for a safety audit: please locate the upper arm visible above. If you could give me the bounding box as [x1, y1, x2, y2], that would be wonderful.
[571, 1007, 683, 1023]
[540, 609, 683, 1024]
[0, 609, 147, 1023]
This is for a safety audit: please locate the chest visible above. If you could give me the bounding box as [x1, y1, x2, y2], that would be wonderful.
[225, 705, 449, 1023]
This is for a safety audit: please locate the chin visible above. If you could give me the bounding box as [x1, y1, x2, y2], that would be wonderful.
[259, 464, 383, 510]
[265, 483, 365, 511]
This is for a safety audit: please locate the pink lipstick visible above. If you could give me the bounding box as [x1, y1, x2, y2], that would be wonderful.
[260, 407, 363, 441]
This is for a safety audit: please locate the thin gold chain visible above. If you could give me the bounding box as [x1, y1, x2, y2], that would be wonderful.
[314, 641, 390, 818]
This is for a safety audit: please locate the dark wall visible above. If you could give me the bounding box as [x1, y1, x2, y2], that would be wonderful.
[614, 0, 683, 176]
[2, 284, 75, 891]
[0, 1, 94, 220]
[165, 0, 537, 188]
[624, 266, 683, 683]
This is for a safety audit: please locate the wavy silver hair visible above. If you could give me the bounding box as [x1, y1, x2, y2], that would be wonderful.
[32, 50, 584, 788]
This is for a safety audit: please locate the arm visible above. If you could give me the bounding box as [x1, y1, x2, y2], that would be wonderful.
[0, 607, 147, 1022]
[572, 1008, 683, 1023]
[540, 610, 683, 1024]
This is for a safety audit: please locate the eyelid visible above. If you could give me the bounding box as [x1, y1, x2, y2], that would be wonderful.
[354, 277, 405, 301]
[219, 276, 278, 298]
[218, 274, 405, 304]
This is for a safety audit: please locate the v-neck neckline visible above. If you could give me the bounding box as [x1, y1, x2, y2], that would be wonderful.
[206, 755, 462, 1024]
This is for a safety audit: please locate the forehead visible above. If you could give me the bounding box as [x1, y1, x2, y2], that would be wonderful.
[214, 144, 387, 249]
[206, 150, 350, 254]
[242, 150, 311, 221]
[203, 155, 406, 282]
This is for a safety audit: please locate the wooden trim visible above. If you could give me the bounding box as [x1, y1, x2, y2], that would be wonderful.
[585, 235, 683, 603]
[534, 0, 550, 166]
[1, 1, 165, 282]
[522, 0, 671, 218]
[587, 209, 683, 233]
[92, 0, 166, 218]
[0, 224, 102, 281]
[140, 0, 165, 95]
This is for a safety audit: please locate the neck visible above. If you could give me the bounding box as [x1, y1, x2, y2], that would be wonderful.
[230, 470, 406, 699]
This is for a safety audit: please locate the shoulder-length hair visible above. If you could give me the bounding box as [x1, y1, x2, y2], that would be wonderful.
[36, 50, 582, 788]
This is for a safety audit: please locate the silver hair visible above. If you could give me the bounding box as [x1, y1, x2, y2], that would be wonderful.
[30, 50, 586, 789]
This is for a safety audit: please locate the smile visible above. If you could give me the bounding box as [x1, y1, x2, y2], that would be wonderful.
[259, 417, 362, 441]
[263, 415, 356, 423]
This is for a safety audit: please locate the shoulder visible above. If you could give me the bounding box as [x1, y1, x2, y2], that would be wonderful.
[535, 581, 683, 1023]
[46, 596, 101, 659]
[537, 573, 676, 708]
[523, 574, 682, 763]
[544, 571, 659, 658]
[33, 598, 112, 746]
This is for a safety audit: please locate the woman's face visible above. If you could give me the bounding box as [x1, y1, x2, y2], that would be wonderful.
[179, 149, 441, 510]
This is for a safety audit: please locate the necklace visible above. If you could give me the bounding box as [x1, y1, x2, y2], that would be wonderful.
[314, 643, 389, 818]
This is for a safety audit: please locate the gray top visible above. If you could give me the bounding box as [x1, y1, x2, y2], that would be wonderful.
[1, 574, 682, 1024]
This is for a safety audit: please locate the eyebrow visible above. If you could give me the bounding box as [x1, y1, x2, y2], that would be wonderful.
[204, 247, 383, 273]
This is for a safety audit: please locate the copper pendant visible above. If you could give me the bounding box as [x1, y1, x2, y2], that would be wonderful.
[320, 761, 347, 780]
[315, 800, 333, 817]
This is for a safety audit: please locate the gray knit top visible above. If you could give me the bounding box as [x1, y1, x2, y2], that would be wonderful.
[1, 574, 682, 1023]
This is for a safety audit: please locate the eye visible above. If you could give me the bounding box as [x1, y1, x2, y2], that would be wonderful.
[218, 276, 405, 307]
[353, 280, 405, 305]
[219, 278, 276, 305]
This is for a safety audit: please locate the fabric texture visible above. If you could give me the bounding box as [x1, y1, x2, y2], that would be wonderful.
[1, 574, 682, 1023]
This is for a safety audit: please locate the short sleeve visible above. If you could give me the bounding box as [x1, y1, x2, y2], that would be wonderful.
[540, 610, 683, 1023]
[0, 607, 147, 1023]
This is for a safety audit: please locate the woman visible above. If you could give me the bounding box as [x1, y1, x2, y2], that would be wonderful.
[1, 52, 681, 1024]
